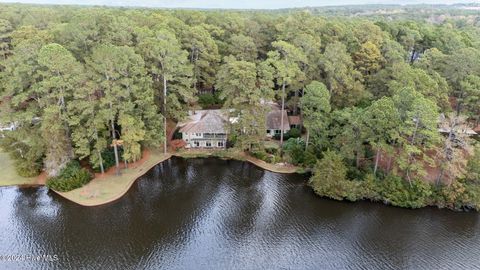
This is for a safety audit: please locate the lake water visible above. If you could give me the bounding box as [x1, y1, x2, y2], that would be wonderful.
[1, 157, 480, 269]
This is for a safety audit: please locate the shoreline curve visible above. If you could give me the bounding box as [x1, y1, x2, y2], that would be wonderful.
[48, 151, 301, 207]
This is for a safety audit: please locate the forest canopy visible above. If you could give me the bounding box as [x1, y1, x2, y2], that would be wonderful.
[0, 3, 479, 209]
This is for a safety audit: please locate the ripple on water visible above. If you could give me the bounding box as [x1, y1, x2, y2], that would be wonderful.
[1, 157, 480, 270]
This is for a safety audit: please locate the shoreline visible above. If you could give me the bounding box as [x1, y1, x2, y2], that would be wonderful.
[34, 149, 301, 207]
[52, 152, 172, 207]
[173, 149, 302, 174]
[2, 151, 476, 212]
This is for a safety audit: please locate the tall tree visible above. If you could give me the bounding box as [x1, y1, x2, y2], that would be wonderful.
[362, 97, 401, 176]
[181, 25, 220, 92]
[216, 56, 274, 150]
[322, 41, 367, 108]
[266, 41, 306, 148]
[458, 75, 480, 125]
[300, 81, 331, 150]
[137, 27, 195, 153]
[87, 44, 163, 175]
[353, 41, 384, 79]
[331, 107, 366, 169]
[0, 19, 13, 68]
[393, 88, 440, 184]
[67, 80, 109, 174]
[226, 34, 257, 62]
[36, 43, 83, 176]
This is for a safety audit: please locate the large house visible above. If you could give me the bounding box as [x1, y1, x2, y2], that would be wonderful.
[177, 105, 301, 148]
[177, 110, 229, 148]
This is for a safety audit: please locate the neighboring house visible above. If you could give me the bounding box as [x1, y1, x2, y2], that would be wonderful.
[177, 104, 302, 148]
[288, 115, 302, 130]
[262, 99, 300, 136]
[177, 110, 228, 148]
[266, 109, 290, 137]
[0, 122, 17, 132]
[437, 114, 478, 137]
[438, 127, 478, 136]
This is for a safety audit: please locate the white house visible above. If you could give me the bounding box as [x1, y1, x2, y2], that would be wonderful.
[177, 105, 302, 148]
[177, 110, 228, 148]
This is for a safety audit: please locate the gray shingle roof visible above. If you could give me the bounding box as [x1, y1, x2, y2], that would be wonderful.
[266, 110, 290, 131]
[178, 110, 228, 134]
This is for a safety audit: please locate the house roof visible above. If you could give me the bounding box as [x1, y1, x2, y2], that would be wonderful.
[288, 115, 302, 126]
[261, 99, 281, 110]
[266, 110, 290, 131]
[178, 110, 228, 134]
[438, 127, 477, 136]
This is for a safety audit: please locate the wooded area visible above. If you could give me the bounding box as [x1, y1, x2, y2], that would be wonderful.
[0, 4, 479, 209]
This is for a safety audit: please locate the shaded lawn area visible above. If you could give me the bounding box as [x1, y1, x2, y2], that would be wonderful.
[0, 151, 37, 186]
[56, 150, 171, 206]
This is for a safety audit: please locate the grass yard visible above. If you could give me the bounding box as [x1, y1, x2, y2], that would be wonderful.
[55, 150, 172, 206]
[46, 147, 300, 206]
[175, 148, 300, 174]
[0, 151, 38, 186]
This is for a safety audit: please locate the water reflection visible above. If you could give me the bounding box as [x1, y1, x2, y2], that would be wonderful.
[1, 157, 479, 270]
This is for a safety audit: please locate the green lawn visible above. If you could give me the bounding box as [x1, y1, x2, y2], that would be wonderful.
[56, 151, 172, 206]
[0, 151, 37, 186]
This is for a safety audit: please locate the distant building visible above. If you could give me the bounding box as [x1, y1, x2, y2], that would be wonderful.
[0, 122, 17, 132]
[437, 114, 478, 137]
[177, 110, 229, 148]
[438, 127, 477, 136]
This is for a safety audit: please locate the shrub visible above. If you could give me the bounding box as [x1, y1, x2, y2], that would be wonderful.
[433, 180, 480, 211]
[357, 174, 381, 201]
[466, 144, 480, 183]
[172, 128, 183, 140]
[310, 150, 353, 201]
[283, 138, 305, 165]
[273, 128, 301, 141]
[15, 160, 42, 177]
[273, 132, 288, 140]
[264, 142, 279, 155]
[461, 182, 480, 210]
[251, 150, 269, 162]
[268, 155, 282, 164]
[379, 175, 432, 208]
[303, 149, 317, 168]
[47, 160, 93, 192]
[286, 128, 301, 138]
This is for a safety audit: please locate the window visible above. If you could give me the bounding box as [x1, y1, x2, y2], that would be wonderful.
[206, 141, 212, 147]
[195, 133, 201, 137]
[218, 141, 224, 147]
[266, 129, 270, 134]
[194, 141, 200, 147]
[275, 130, 281, 134]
